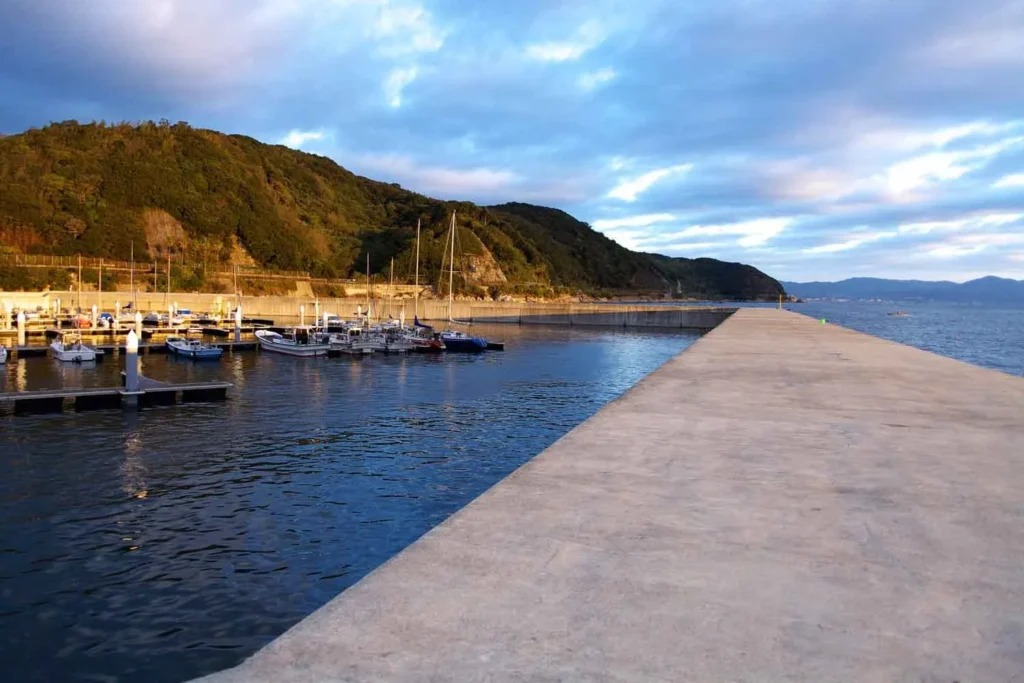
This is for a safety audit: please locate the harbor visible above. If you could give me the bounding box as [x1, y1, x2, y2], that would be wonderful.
[192, 307, 1024, 683]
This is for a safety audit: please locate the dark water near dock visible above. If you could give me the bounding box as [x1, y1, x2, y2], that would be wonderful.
[0, 324, 698, 683]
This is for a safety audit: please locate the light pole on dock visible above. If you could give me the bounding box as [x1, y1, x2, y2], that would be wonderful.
[125, 330, 140, 394]
[16, 311, 26, 347]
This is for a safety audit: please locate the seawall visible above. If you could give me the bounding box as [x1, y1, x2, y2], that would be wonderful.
[193, 307, 1024, 682]
[0, 291, 733, 329]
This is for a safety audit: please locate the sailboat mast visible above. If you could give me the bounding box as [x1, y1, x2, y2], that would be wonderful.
[447, 211, 456, 322]
[366, 252, 371, 323]
[389, 257, 394, 319]
[414, 218, 420, 319]
[130, 241, 136, 309]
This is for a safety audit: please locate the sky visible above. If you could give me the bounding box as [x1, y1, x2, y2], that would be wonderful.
[1, 0, 1023, 282]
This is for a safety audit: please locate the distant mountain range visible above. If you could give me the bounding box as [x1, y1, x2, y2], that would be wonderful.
[782, 276, 1024, 302]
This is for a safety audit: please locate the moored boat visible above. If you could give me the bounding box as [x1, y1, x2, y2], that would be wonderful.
[329, 327, 375, 355]
[51, 332, 98, 362]
[256, 327, 330, 357]
[166, 335, 224, 360]
[440, 330, 488, 352]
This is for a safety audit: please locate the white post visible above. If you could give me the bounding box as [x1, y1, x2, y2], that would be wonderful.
[16, 311, 26, 347]
[125, 330, 140, 393]
[173, 301, 178, 315]
[299, 305, 305, 327]
[134, 311, 143, 337]
[91, 304, 98, 327]
[234, 307, 242, 343]
[114, 301, 120, 330]
[3, 302, 10, 330]
[314, 299, 320, 326]
[168, 307, 173, 329]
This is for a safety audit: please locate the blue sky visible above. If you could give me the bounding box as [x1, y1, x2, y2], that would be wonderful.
[1, 0, 1023, 282]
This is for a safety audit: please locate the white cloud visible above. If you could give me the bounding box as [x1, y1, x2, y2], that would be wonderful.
[578, 67, 617, 91]
[607, 164, 693, 201]
[590, 213, 676, 231]
[279, 129, 325, 148]
[384, 65, 418, 107]
[898, 211, 1024, 235]
[526, 20, 606, 62]
[351, 152, 519, 196]
[884, 136, 1024, 195]
[994, 173, 1024, 189]
[369, 1, 445, 57]
[923, 232, 1024, 258]
[658, 217, 791, 248]
[802, 230, 898, 255]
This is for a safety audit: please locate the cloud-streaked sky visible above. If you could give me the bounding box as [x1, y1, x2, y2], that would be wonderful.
[2, 0, 1023, 281]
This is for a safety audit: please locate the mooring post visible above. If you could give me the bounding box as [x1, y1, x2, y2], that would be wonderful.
[114, 301, 120, 330]
[314, 299, 320, 326]
[91, 304, 98, 327]
[234, 307, 242, 343]
[3, 302, 10, 330]
[134, 311, 142, 337]
[16, 311, 26, 347]
[299, 305, 305, 327]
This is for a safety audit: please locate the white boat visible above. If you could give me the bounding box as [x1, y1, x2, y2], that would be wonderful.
[329, 328, 375, 355]
[256, 327, 330, 357]
[166, 336, 224, 360]
[0, 345, 7, 365]
[51, 332, 97, 362]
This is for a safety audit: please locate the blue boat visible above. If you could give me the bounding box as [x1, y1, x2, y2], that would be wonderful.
[440, 330, 487, 352]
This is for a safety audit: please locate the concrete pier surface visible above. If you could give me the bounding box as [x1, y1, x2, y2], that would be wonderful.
[196, 308, 1024, 683]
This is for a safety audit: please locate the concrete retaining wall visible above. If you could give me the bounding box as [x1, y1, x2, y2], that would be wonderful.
[0, 291, 734, 330]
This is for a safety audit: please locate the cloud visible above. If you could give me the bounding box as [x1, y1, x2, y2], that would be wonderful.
[384, 66, 419, 108]
[591, 213, 676, 231]
[578, 68, 617, 91]
[802, 230, 898, 254]
[525, 20, 606, 62]
[994, 173, 1024, 188]
[2, 0, 1024, 281]
[607, 164, 693, 202]
[279, 129, 325, 148]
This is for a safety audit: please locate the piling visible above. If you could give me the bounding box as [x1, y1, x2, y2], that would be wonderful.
[3, 302, 10, 330]
[16, 311, 26, 347]
[114, 301, 120, 330]
[234, 307, 242, 343]
[300, 305, 305, 327]
[91, 304, 98, 327]
[134, 311, 142, 337]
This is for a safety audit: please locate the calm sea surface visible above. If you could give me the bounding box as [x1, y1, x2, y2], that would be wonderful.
[792, 299, 1024, 377]
[0, 325, 698, 683]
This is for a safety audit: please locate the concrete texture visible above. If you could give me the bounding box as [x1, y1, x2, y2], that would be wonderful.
[195, 308, 1024, 682]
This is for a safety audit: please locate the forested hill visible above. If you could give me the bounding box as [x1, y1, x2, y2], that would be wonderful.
[0, 121, 784, 300]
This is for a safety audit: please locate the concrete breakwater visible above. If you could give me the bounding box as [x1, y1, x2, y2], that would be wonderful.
[195, 308, 1024, 682]
[0, 291, 734, 330]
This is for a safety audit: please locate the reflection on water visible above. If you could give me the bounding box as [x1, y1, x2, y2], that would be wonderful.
[0, 324, 699, 683]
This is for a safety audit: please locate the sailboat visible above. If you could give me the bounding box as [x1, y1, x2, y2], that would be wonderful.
[402, 218, 444, 351]
[439, 211, 488, 352]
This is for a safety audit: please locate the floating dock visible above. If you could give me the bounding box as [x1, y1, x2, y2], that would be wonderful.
[195, 308, 1024, 682]
[0, 376, 231, 414]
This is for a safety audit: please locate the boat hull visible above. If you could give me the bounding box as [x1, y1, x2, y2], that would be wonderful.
[51, 345, 97, 362]
[256, 330, 329, 357]
[441, 336, 488, 352]
[166, 340, 224, 360]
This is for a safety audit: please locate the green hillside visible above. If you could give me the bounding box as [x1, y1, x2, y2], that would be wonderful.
[0, 120, 784, 300]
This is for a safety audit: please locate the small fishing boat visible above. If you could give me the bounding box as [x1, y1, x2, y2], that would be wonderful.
[71, 313, 92, 329]
[256, 327, 330, 357]
[0, 345, 7, 365]
[405, 317, 444, 352]
[888, 311, 911, 317]
[166, 335, 224, 360]
[51, 332, 98, 362]
[329, 327, 375, 355]
[143, 312, 161, 327]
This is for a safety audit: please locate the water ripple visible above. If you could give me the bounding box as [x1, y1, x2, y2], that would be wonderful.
[0, 324, 697, 683]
